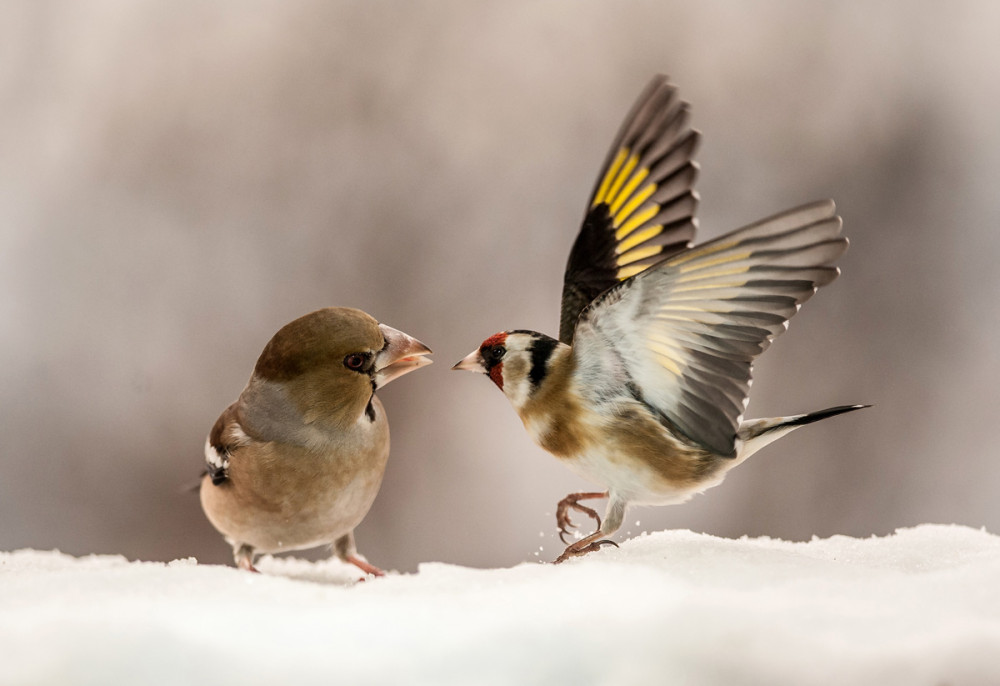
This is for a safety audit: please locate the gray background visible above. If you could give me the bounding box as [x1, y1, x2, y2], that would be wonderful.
[2, 1, 998, 571]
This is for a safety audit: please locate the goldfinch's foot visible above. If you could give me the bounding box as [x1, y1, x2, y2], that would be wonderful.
[555, 491, 608, 544]
[553, 537, 619, 564]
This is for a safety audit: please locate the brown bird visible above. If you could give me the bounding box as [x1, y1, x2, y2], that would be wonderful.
[200, 307, 431, 574]
[454, 76, 865, 563]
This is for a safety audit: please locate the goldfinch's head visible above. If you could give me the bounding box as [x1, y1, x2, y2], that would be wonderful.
[453, 330, 564, 411]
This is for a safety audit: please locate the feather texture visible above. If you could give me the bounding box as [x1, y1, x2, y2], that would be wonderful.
[573, 201, 847, 456]
[560, 76, 700, 344]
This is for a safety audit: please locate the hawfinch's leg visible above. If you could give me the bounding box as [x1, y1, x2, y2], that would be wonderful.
[232, 542, 259, 573]
[334, 532, 385, 578]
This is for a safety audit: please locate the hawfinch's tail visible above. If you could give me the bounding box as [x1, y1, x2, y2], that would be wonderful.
[735, 404, 869, 462]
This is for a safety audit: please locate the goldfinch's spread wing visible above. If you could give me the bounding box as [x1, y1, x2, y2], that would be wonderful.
[573, 201, 847, 457]
[559, 75, 701, 344]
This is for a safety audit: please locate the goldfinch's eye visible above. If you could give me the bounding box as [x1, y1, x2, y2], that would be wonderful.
[344, 354, 367, 371]
[489, 346, 506, 363]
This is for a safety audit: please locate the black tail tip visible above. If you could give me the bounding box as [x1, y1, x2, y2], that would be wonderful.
[787, 404, 871, 427]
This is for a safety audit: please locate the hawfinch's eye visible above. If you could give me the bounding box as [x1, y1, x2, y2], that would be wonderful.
[344, 354, 366, 370]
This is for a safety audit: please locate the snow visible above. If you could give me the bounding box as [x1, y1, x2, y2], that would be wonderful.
[2, 525, 999, 685]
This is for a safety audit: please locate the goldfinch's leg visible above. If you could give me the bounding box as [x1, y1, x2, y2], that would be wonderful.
[554, 494, 626, 564]
[334, 532, 385, 578]
[556, 491, 608, 543]
[232, 543, 259, 573]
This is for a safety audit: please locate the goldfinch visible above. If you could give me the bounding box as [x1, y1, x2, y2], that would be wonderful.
[453, 76, 865, 563]
[200, 307, 431, 574]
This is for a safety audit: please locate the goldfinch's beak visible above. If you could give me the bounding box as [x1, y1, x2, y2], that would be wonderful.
[451, 349, 485, 373]
[374, 324, 433, 388]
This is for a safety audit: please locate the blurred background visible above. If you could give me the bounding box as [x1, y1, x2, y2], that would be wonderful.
[2, 0, 998, 571]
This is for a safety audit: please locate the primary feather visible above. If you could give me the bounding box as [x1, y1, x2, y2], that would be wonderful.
[560, 76, 700, 344]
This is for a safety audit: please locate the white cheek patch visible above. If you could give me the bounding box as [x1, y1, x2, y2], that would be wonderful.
[502, 354, 533, 411]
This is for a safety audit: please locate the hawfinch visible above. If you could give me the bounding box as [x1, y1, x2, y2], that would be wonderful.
[201, 307, 431, 574]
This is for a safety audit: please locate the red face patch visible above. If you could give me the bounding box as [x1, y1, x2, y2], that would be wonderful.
[480, 332, 508, 349]
[480, 332, 508, 391]
[488, 362, 504, 390]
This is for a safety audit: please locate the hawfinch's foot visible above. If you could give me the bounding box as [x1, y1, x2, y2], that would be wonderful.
[234, 544, 260, 573]
[347, 555, 385, 578]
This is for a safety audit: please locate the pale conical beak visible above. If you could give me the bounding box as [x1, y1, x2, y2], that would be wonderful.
[451, 349, 484, 373]
[374, 324, 433, 388]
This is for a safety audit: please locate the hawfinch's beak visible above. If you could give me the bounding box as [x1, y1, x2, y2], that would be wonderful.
[374, 324, 433, 388]
[451, 350, 485, 373]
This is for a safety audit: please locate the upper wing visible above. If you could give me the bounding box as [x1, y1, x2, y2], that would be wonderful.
[559, 75, 701, 344]
[572, 200, 847, 457]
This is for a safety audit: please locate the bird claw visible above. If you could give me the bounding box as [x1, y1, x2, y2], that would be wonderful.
[553, 537, 619, 564]
[555, 492, 607, 542]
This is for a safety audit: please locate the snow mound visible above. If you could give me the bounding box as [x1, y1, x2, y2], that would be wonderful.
[2, 525, 999, 685]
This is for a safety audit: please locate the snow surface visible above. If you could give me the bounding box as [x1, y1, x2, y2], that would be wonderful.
[2, 525, 999, 686]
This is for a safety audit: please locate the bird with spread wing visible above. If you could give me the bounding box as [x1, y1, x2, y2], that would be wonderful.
[453, 76, 866, 563]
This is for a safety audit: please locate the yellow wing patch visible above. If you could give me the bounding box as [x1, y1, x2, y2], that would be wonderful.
[671, 278, 751, 293]
[648, 340, 684, 377]
[592, 148, 629, 208]
[616, 263, 650, 280]
[605, 155, 639, 210]
[666, 239, 740, 267]
[594, 146, 670, 281]
[617, 245, 663, 267]
[609, 168, 649, 215]
[572, 77, 703, 308]
[615, 199, 659, 238]
[676, 250, 753, 274]
[617, 224, 664, 254]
